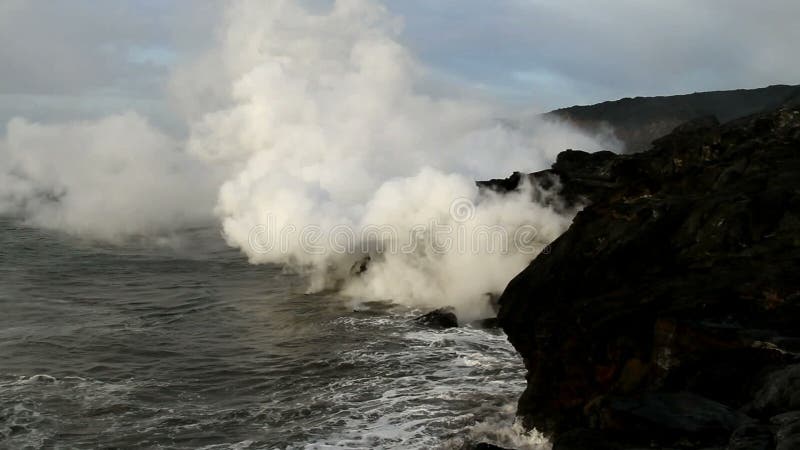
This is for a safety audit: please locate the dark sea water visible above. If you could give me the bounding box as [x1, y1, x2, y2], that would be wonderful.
[0, 218, 545, 449]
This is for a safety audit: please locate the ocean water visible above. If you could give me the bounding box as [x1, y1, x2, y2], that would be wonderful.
[0, 218, 546, 449]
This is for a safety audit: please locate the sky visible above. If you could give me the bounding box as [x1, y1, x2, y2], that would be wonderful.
[1, 0, 799, 130]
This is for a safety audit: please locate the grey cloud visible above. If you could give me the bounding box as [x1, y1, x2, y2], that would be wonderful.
[388, 0, 800, 108]
[1, 0, 798, 118]
[0, 0, 218, 127]
[0, 0, 178, 96]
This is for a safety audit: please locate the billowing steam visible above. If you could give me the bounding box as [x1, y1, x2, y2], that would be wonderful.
[0, 113, 217, 240]
[0, 0, 616, 318]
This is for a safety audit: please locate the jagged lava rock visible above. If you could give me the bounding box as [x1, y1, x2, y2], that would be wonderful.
[772, 411, 800, 450]
[497, 106, 800, 447]
[414, 307, 459, 329]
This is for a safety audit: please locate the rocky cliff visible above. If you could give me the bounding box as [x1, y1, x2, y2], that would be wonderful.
[495, 105, 800, 449]
[547, 84, 800, 154]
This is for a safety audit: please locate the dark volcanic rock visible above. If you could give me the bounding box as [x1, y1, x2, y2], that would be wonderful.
[595, 392, 748, 444]
[467, 317, 500, 329]
[414, 307, 458, 329]
[552, 428, 637, 450]
[547, 84, 800, 153]
[752, 364, 800, 415]
[471, 443, 512, 450]
[772, 411, 800, 450]
[727, 423, 773, 450]
[477, 171, 524, 193]
[554, 392, 752, 448]
[497, 105, 800, 447]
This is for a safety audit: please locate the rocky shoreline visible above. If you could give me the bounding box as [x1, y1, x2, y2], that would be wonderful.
[546, 84, 800, 154]
[487, 104, 800, 449]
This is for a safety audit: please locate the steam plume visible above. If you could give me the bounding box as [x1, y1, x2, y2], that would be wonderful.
[201, 0, 610, 318]
[0, 0, 616, 317]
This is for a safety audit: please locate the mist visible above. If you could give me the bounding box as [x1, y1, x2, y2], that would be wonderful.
[0, 113, 217, 240]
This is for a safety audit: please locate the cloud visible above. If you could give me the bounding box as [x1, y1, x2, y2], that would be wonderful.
[0, 0, 218, 128]
[0, 1, 167, 96]
[1, 0, 799, 118]
[387, 0, 800, 107]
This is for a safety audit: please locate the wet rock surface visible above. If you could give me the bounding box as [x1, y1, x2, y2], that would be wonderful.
[772, 411, 800, 450]
[467, 317, 500, 329]
[751, 364, 800, 415]
[414, 307, 459, 329]
[497, 105, 800, 448]
[472, 443, 513, 450]
[727, 423, 773, 450]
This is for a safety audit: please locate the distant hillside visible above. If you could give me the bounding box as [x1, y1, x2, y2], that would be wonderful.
[547, 84, 800, 153]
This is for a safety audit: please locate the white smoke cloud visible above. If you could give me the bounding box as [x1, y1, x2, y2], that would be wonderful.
[0, 113, 216, 240]
[0, 0, 616, 318]
[199, 0, 610, 319]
